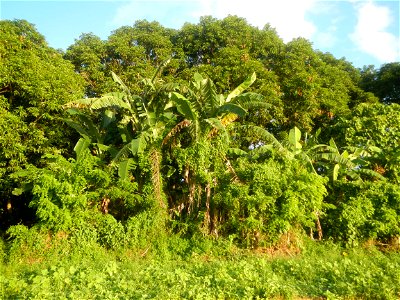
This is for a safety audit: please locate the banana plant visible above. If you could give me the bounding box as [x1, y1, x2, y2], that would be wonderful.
[64, 60, 178, 209]
[234, 126, 316, 169]
[63, 107, 117, 159]
[313, 138, 385, 182]
[163, 72, 263, 232]
[166, 72, 259, 143]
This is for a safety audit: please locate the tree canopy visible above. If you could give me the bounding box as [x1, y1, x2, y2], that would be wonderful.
[360, 62, 400, 104]
[0, 20, 85, 225]
[1, 17, 399, 249]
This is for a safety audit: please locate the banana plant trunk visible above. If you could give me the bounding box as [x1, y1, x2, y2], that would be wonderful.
[150, 148, 166, 210]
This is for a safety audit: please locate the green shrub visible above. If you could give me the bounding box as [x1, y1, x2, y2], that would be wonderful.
[213, 154, 327, 246]
[96, 214, 126, 249]
[324, 180, 400, 245]
[0, 236, 5, 264]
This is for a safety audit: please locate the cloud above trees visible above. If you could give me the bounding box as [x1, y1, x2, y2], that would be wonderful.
[111, 0, 399, 65]
[111, 0, 318, 41]
[350, 1, 400, 63]
[194, 0, 317, 42]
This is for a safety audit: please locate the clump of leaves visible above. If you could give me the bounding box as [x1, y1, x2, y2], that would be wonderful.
[9, 142, 144, 249]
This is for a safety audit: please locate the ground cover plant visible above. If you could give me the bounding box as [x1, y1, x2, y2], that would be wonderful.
[1, 17, 400, 299]
[1, 235, 400, 299]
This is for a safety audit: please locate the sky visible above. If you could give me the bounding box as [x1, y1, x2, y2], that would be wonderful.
[0, 0, 399, 68]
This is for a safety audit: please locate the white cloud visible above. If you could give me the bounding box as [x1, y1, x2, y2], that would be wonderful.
[111, 0, 318, 42]
[350, 1, 400, 62]
[315, 31, 337, 48]
[195, 0, 318, 42]
[110, 0, 194, 29]
[111, 1, 139, 27]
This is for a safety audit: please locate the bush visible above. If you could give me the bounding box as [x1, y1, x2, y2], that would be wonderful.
[213, 153, 327, 247]
[0, 236, 5, 264]
[324, 180, 400, 245]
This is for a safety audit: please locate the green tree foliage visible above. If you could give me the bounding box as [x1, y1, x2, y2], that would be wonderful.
[63, 33, 111, 97]
[65, 16, 374, 134]
[66, 20, 181, 97]
[361, 62, 400, 104]
[336, 103, 400, 183]
[64, 65, 178, 212]
[215, 149, 327, 246]
[165, 72, 264, 233]
[317, 52, 378, 109]
[0, 20, 85, 226]
[2, 16, 400, 249]
[324, 180, 400, 245]
[10, 142, 143, 248]
[273, 38, 372, 132]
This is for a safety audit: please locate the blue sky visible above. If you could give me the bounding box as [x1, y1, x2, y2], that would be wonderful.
[1, 0, 399, 68]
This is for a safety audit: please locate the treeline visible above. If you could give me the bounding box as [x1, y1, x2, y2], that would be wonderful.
[1, 17, 399, 249]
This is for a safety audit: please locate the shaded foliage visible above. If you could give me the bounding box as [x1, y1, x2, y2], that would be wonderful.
[0, 20, 85, 227]
[361, 62, 400, 104]
[1, 16, 399, 250]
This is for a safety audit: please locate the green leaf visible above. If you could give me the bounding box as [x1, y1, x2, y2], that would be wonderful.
[248, 145, 275, 160]
[227, 148, 248, 156]
[12, 182, 33, 196]
[74, 138, 90, 158]
[357, 168, 386, 180]
[111, 72, 130, 94]
[368, 145, 382, 153]
[333, 164, 340, 181]
[164, 165, 176, 178]
[226, 72, 256, 103]
[329, 138, 339, 153]
[171, 92, 197, 121]
[235, 93, 268, 108]
[205, 117, 229, 142]
[193, 72, 204, 87]
[118, 158, 135, 180]
[102, 109, 116, 129]
[130, 135, 147, 155]
[202, 78, 218, 111]
[164, 100, 174, 110]
[94, 143, 110, 152]
[151, 58, 171, 83]
[289, 126, 302, 151]
[91, 93, 131, 110]
[66, 108, 82, 115]
[217, 103, 247, 118]
[111, 143, 131, 163]
[63, 119, 91, 141]
[242, 125, 288, 155]
[63, 98, 94, 109]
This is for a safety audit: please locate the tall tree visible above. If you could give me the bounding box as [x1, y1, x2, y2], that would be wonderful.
[64, 33, 111, 97]
[0, 20, 85, 226]
[361, 63, 400, 104]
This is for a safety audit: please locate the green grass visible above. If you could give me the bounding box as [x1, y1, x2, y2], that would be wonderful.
[1, 237, 400, 299]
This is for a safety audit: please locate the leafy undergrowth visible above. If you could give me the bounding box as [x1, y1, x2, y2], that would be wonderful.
[1, 237, 399, 300]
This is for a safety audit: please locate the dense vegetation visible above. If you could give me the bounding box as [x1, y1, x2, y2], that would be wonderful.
[1, 18, 400, 298]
